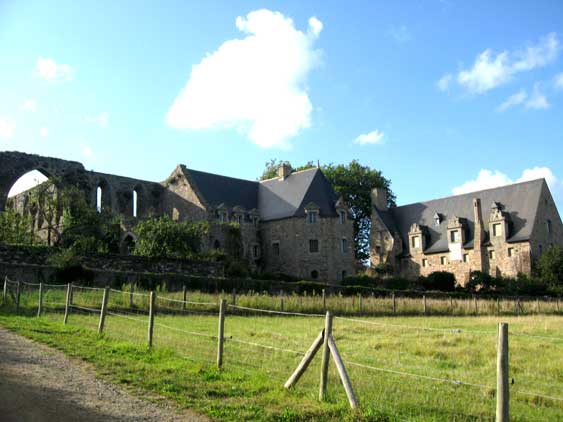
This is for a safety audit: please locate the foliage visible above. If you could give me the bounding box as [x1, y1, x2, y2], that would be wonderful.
[133, 216, 208, 259]
[0, 207, 38, 245]
[421, 271, 456, 292]
[371, 263, 394, 277]
[258, 159, 315, 181]
[538, 245, 563, 287]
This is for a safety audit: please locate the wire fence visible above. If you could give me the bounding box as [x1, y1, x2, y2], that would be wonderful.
[1, 276, 562, 420]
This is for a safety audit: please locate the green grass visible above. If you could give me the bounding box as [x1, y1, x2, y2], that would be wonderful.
[1, 287, 562, 421]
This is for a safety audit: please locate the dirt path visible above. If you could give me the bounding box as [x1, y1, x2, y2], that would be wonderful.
[0, 327, 209, 422]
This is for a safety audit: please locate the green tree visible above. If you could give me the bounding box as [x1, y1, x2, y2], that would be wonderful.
[538, 245, 563, 286]
[133, 216, 208, 259]
[259, 159, 315, 181]
[0, 207, 37, 245]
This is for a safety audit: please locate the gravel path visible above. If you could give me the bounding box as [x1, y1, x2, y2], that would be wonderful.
[0, 327, 209, 422]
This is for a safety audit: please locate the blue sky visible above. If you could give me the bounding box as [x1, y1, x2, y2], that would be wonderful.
[1, 0, 563, 210]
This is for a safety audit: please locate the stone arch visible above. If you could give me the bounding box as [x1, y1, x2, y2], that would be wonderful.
[0, 151, 85, 213]
[121, 232, 137, 255]
[132, 184, 146, 218]
[94, 178, 113, 212]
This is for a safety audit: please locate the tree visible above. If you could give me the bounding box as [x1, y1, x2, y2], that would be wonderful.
[0, 208, 37, 245]
[259, 159, 315, 181]
[133, 216, 208, 259]
[538, 245, 563, 287]
[422, 271, 456, 291]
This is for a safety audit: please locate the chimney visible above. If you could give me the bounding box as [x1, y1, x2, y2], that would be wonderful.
[278, 163, 292, 180]
[371, 187, 388, 210]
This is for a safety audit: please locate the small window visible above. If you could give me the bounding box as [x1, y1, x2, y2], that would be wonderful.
[309, 239, 319, 253]
[440, 256, 447, 265]
[341, 238, 348, 253]
[338, 210, 346, 224]
[213, 240, 221, 249]
[236, 214, 243, 224]
[422, 259, 428, 268]
[307, 211, 318, 224]
[539, 244, 543, 254]
[492, 223, 502, 237]
[272, 242, 280, 256]
[489, 250, 496, 260]
[450, 230, 459, 243]
[219, 211, 228, 223]
[341, 270, 347, 280]
[463, 254, 469, 263]
[311, 270, 319, 280]
[411, 236, 420, 249]
[547, 219, 552, 235]
[434, 217, 440, 226]
[252, 244, 260, 258]
[375, 245, 382, 254]
[508, 247, 514, 258]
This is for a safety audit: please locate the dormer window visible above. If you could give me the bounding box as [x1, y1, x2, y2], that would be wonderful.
[307, 210, 318, 224]
[433, 213, 441, 226]
[411, 236, 420, 249]
[338, 210, 346, 224]
[492, 223, 502, 237]
[450, 230, 460, 243]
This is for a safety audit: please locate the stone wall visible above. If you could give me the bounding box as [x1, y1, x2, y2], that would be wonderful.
[261, 215, 355, 282]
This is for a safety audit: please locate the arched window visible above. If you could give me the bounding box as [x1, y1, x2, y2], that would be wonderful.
[133, 189, 138, 217]
[96, 186, 102, 213]
[213, 239, 221, 249]
[310, 270, 319, 280]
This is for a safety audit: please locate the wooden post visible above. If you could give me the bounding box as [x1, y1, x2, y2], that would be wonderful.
[147, 291, 155, 348]
[327, 336, 359, 409]
[62, 283, 72, 323]
[496, 323, 509, 422]
[449, 296, 453, 314]
[97, 287, 109, 334]
[557, 298, 560, 312]
[280, 291, 284, 312]
[516, 297, 521, 315]
[422, 295, 427, 315]
[322, 289, 326, 312]
[2, 276, 7, 304]
[284, 331, 324, 388]
[37, 283, 43, 317]
[69, 283, 74, 306]
[536, 298, 540, 314]
[15, 281, 21, 312]
[319, 311, 333, 401]
[496, 298, 500, 316]
[217, 299, 226, 368]
[182, 285, 187, 310]
[392, 292, 396, 314]
[232, 288, 237, 306]
[473, 295, 478, 315]
[129, 284, 134, 308]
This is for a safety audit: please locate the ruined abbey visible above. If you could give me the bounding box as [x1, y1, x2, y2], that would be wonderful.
[0, 151, 355, 282]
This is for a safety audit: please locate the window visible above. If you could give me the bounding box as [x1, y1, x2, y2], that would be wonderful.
[252, 244, 260, 258]
[422, 259, 428, 268]
[375, 245, 382, 254]
[213, 240, 221, 249]
[508, 247, 514, 258]
[307, 211, 318, 224]
[539, 244, 543, 254]
[96, 186, 102, 213]
[132, 190, 138, 217]
[463, 254, 469, 263]
[440, 256, 447, 265]
[450, 230, 460, 243]
[338, 210, 346, 224]
[547, 219, 552, 235]
[492, 223, 502, 237]
[309, 239, 319, 253]
[235, 214, 243, 224]
[310, 270, 319, 280]
[489, 250, 496, 260]
[252, 216, 259, 227]
[411, 236, 420, 249]
[341, 270, 347, 280]
[341, 238, 348, 253]
[272, 242, 280, 256]
[218, 211, 227, 223]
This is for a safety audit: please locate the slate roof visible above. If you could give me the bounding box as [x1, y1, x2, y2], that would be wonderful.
[378, 179, 546, 254]
[258, 168, 339, 221]
[181, 167, 341, 222]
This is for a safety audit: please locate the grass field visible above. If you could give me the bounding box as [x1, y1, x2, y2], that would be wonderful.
[1, 282, 562, 421]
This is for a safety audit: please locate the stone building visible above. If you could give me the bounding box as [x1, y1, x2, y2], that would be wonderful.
[370, 179, 563, 284]
[1, 151, 355, 282]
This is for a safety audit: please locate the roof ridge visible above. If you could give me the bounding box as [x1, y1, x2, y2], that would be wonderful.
[395, 178, 545, 209]
[258, 167, 318, 184]
[185, 167, 258, 185]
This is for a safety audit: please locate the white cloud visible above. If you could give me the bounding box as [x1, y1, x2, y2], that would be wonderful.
[353, 130, 385, 145]
[86, 112, 109, 128]
[456, 33, 560, 94]
[40, 127, 48, 137]
[35, 57, 74, 81]
[525, 83, 549, 109]
[388, 25, 412, 43]
[7, 170, 49, 198]
[80, 143, 94, 158]
[166, 9, 323, 149]
[0, 117, 15, 140]
[453, 167, 559, 196]
[497, 90, 527, 112]
[555, 72, 563, 89]
[436, 73, 452, 92]
[20, 99, 37, 112]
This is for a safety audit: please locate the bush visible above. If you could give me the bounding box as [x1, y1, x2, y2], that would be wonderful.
[421, 271, 456, 291]
[538, 245, 563, 287]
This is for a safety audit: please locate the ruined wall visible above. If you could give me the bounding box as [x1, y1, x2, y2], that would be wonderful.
[159, 165, 209, 222]
[261, 215, 355, 282]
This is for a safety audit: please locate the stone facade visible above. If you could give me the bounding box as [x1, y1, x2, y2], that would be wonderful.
[370, 179, 563, 285]
[1, 151, 354, 282]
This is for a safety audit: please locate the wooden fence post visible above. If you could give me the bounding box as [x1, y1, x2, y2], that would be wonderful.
[516, 297, 521, 315]
[392, 292, 396, 314]
[496, 323, 509, 422]
[217, 299, 226, 368]
[280, 291, 284, 312]
[69, 283, 74, 306]
[182, 285, 187, 310]
[496, 298, 500, 316]
[148, 291, 155, 348]
[322, 289, 326, 312]
[358, 294, 362, 314]
[2, 276, 7, 304]
[284, 331, 324, 388]
[536, 298, 540, 314]
[450, 296, 454, 314]
[327, 336, 359, 409]
[319, 311, 333, 401]
[232, 288, 237, 306]
[473, 295, 478, 315]
[557, 297, 560, 312]
[15, 281, 21, 312]
[422, 295, 427, 315]
[98, 287, 109, 334]
[129, 284, 134, 308]
[63, 283, 71, 324]
[37, 283, 43, 317]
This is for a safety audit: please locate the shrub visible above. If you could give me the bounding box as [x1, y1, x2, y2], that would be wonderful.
[422, 271, 456, 291]
[538, 245, 563, 287]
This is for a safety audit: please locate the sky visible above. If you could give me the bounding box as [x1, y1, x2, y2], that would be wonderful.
[1, 0, 563, 211]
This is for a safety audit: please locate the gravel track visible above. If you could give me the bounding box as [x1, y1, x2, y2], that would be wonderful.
[0, 327, 209, 422]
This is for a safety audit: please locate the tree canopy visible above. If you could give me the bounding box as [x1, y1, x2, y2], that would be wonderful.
[538, 245, 563, 287]
[259, 159, 395, 262]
